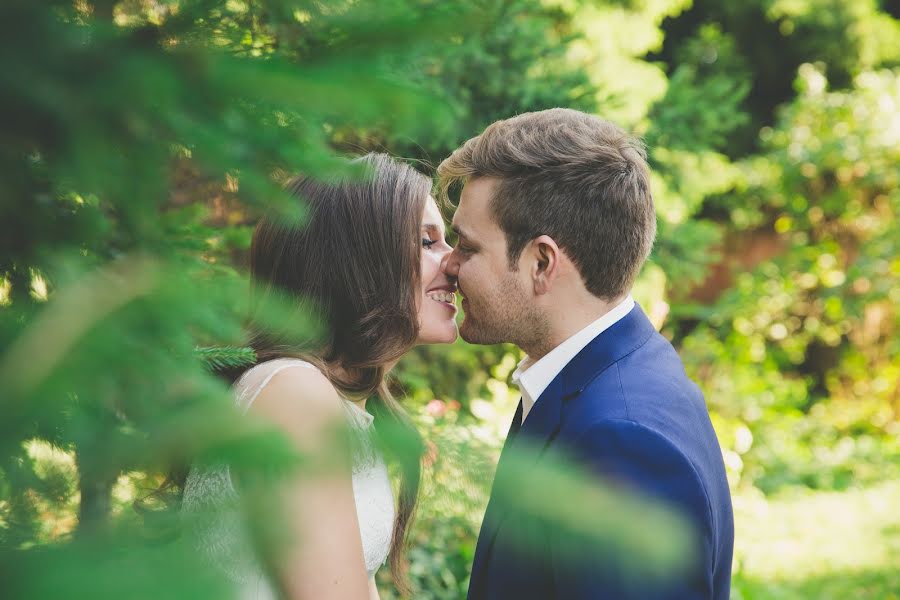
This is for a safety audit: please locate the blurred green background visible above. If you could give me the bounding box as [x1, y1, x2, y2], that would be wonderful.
[1, 1, 897, 598]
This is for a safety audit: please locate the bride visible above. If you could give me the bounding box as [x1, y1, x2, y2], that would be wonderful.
[183, 153, 458, 599]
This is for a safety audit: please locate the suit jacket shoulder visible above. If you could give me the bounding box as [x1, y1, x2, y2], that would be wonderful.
[468, 305, 734, 600]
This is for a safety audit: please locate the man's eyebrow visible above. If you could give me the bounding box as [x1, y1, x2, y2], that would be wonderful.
[451, 224, 471, 240]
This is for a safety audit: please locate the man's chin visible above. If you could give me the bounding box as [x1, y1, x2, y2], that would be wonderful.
[459, 318, 498, 345]
[458, 319, 478, 344]
[459, 329, 479, 344]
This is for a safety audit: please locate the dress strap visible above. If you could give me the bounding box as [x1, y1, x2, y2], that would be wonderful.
[233, 358, 317, 415]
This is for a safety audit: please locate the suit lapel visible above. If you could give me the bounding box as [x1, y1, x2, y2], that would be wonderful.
[556, 303, 656, 398]
[507, 374, 566, 463]
[469, 376, 569, 596]
[496, 304, 657, 473]
[475, 373, 566, 551]
[469, 400, 523, 593]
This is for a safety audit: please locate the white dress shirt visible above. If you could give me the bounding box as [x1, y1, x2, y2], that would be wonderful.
[511, 295, 635, 422]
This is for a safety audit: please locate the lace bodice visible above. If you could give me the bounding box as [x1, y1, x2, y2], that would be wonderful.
[182, 358, 395, 597]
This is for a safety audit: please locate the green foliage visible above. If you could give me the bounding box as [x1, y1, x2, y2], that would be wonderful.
[194, 346, 257, 372]
[679, 65, 900, 494]
[656, 0, 900, 154]
[333, 0, 597, 166]
[1, 0, 898, 598]
[0, 0, 456, 596]
[731, 481, 900, 599]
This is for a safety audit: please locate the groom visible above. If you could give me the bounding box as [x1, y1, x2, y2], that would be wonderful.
[438, 108, 733, 599]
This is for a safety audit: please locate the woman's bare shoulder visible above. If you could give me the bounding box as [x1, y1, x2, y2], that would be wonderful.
[246, 361, 345, 444]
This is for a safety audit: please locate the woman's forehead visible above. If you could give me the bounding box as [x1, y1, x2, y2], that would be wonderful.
[422, 198, 445, 232]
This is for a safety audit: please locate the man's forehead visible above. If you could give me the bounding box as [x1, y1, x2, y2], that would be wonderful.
[460, 176, 498, 204]
[451, 202, 476, 237]
[454, 177, 498, 232]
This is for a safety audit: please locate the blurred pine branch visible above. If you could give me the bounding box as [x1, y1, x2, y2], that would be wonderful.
[194, 346, 256, 373]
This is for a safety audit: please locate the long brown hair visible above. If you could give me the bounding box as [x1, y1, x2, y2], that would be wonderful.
[241, 152, 428, 593]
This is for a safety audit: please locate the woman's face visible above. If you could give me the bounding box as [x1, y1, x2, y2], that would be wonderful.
[416, 197, 458, 344]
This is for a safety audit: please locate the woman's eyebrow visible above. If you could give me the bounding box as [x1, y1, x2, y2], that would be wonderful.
[422, 223, 447, 237]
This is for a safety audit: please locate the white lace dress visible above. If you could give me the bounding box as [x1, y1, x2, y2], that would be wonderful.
[182, 358, 395, 599]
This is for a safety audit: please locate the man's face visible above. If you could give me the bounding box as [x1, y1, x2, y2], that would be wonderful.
[442, 177, 537, 346]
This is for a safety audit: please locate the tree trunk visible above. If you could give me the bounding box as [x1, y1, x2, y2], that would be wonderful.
[92, 1, 116, 23]
[75, 452, 117, 535]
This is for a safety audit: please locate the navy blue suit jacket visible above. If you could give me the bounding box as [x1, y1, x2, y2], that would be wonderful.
[467, 304, 734, 600]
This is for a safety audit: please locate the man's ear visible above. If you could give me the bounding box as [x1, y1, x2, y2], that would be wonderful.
[529, 235, 561, 295]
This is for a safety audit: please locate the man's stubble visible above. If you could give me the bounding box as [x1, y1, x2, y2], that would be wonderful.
[459, 271, 550, 355]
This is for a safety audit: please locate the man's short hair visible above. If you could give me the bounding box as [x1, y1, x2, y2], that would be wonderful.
[438, 108, 656, 300]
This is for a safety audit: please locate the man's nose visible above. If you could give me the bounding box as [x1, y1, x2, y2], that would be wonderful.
[441, 250, 458, 277]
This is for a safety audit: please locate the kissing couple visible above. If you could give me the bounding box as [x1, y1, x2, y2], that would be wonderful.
[184, 108, 735, 600]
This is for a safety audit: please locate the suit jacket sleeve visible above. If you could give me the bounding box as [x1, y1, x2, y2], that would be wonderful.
[548, 418, 715, 600]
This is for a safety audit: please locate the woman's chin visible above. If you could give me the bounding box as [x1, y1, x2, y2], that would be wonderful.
[416, 322, 459, 345]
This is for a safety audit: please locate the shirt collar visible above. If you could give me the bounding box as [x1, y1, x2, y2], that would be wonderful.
[511, 295, 635, 421]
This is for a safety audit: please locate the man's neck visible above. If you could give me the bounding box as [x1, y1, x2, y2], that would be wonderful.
[522, 293, 628, 361]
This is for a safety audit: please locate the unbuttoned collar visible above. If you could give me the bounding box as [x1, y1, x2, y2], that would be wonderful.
[511, 295, 635, 421]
